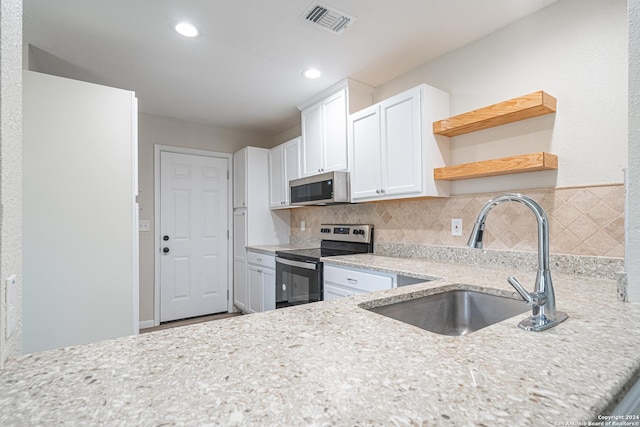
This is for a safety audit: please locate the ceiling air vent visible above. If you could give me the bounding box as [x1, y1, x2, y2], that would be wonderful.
[302, 2, 355, 34]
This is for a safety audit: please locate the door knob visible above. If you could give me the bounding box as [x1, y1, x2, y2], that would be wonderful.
[163, 247, 170, 253]
[163, 235, 169, 241]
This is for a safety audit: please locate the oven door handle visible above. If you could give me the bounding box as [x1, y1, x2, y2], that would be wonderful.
[276, 257, 318, 270]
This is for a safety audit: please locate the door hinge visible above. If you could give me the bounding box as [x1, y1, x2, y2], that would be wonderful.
[227, 290, 230, 300]
[227, 170, 230, 180]
[227, 230, 230, 240]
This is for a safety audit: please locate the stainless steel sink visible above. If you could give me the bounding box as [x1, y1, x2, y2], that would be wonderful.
[366, 289, 529, 336]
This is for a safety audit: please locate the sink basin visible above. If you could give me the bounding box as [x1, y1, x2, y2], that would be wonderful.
[366, 289, 529, 336]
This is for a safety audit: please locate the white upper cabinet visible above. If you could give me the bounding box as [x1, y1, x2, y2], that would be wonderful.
[349, 84, 451, 203]
[381, 88, 422, 197]
[350, 106, 383, 200]
[298, 79, 374, 177]
[318, 89, 348, 173]
[269, 144, 285, 207]
[301, 102, 325, 176]
[233, 148, 247, 208]
[269, 137, 300, 209]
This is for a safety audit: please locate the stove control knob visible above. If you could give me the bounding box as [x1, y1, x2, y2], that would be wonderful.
[352, 229, 358, 234]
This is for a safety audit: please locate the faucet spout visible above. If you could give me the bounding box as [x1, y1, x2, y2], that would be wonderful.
[467, 193, 568, 332]
[467, 221, 485, 249]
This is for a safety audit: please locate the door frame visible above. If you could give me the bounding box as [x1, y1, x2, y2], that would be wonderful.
[153, 145, 233, 326]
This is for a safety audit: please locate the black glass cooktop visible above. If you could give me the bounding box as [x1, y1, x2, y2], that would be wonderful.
[276, 245, 371, 263]
[276, 248, 323, 262]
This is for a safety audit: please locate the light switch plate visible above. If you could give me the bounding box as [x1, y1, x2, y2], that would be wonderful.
[139, 220, 150, 232]
[451, 218, 463, 236]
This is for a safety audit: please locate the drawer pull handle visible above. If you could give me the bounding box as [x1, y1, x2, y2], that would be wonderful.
[347, 278, 358, 284]
[257, 258, 262, 262]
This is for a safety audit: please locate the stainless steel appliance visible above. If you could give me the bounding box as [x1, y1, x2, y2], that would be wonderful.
[289, 171, 350, 206]
[275, 224, 374, 309]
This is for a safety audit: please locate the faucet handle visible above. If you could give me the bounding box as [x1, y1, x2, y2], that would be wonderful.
[507, 276, 548, 306]
[508, 276, 533, 303]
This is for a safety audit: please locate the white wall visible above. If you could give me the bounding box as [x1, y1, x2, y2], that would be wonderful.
[375, 0, 628, 195]
[0, 0, 23, 366]
[628, 0, 640, 301]
[23, 71, 138, 354]
[137, 113, 274, 322]
[274, 123, 302, 146]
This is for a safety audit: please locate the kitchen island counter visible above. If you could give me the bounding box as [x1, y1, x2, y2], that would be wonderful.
[1, 254, 638, 426]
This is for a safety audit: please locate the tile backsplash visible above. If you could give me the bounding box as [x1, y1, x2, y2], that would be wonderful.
[290, 184, 624, 258]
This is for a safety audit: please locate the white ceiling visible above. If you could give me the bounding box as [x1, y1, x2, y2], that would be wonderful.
[23, 0, 559, 135]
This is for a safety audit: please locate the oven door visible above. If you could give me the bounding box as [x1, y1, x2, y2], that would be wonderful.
[275, 257, 323, 308]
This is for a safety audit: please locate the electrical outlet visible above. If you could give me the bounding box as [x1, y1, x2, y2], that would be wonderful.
[301, 220, 305, 231]
[5, 275, 17, 339]
[451, 218, 463, 237]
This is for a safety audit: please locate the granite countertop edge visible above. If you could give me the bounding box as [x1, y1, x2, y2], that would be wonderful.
[1, 253, 639, 426]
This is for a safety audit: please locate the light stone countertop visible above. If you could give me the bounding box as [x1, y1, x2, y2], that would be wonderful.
[2, 254, 640, 426]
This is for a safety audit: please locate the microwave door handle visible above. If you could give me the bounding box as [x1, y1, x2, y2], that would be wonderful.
[276, 257, 318, 270]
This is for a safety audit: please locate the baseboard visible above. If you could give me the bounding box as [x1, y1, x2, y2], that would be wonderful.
[139, 320, 155, 330]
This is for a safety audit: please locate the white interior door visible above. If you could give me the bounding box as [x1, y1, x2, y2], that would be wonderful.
[160, 151, 229, 322]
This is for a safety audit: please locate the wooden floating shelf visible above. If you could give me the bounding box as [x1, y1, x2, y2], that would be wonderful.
[434, 152, 558, 181]
[433, 91, 557, 137]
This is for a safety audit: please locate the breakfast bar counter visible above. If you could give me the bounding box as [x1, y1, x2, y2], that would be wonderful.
[1, 254, 639, 426]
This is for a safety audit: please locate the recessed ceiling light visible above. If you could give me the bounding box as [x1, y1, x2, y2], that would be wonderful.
[175, 22, 198, 37]
[302, 68, 322, 79]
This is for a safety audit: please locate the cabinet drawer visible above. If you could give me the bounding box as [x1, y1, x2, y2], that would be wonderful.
[324, 265, 393, 293]
[247, 251, 275, 269]
[324, 283, 363, 301]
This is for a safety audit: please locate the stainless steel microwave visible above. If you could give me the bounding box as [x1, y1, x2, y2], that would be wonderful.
[289, 171, 350, 206]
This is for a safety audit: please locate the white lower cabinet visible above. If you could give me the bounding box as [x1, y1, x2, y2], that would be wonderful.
[246, 251, 276, 313]
[323, 264, 394, 301]
[324, 283, 362, 301]
[323, 264, 427, 301]
[233, 210, 248, 312]
[234, 260, 248, 311]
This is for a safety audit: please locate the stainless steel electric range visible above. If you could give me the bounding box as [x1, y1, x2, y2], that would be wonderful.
[274, 224, 374, 309]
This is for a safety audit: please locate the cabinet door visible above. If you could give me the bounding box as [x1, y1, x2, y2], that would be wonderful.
[234, 259, 247, 311]
[283, 137, 300, 205]
[248, 265, 263, 313]
[268, 145, 285, 208]
[233, 210, 247, 259]
[350, 106, 383, 201]
[381, 88, 423, 197]
[322, 89, 348, 172]
[301, 103, 323, 176]
[262, 268, 275, 311]
[233, 210, 248, 311]
[233, 148, 247, 208]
